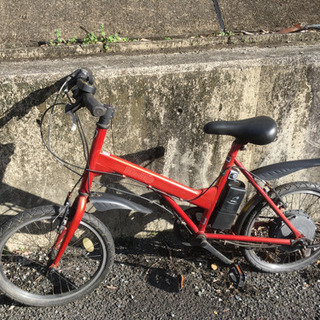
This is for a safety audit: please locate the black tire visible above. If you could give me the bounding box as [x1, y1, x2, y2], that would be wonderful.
[242, 182, 320, 272]
[0, 205, 115, 306]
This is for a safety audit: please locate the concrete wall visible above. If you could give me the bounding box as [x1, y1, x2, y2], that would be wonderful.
[1, 43, 320, 237]
[1, 0, 319, 46]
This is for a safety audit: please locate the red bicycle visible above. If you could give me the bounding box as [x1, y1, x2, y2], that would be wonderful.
[1, 68, 320, 306]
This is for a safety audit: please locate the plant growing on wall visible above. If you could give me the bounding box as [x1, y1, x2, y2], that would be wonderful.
[48, 25, 132, 49]
[83, 32, 98, 44]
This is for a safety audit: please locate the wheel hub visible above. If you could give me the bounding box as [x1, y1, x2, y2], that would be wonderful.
[271, 210, 316, 252]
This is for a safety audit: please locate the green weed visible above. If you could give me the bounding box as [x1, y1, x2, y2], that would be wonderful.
[55, 30, 63, 44]
[47, 25, 132, 49]
[83, 32, 98, 44]
[66, 36, 78, 45]
[217, 31, 234, 37]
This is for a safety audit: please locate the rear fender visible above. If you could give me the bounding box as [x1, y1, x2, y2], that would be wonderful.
[89, 192, 152, 214]
[251, 159, 320, 181]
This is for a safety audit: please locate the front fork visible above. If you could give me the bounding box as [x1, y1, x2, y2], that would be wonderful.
[49, 114, 112, 268]
[50, 195, 88, 268]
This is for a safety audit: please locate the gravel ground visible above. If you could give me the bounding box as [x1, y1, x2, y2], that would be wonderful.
[0, 232, 319, 320]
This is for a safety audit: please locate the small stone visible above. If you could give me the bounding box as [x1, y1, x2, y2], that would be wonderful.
[196, 289, 205, 297]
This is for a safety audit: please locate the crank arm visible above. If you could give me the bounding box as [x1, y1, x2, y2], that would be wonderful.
[193, 235, 233, 265]
[193, 236, 246, 288]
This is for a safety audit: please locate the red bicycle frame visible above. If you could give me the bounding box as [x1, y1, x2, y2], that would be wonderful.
[51, 124, 303, 267]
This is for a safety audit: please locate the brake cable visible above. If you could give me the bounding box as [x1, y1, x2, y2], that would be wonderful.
[40, 82, 88, 175]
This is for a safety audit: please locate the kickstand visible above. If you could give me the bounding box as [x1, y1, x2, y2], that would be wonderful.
[228, 263, 245, 289]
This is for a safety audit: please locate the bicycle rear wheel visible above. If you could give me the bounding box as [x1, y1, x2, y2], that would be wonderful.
[0, 205, 115, 306]
[242, 182, 320, 272]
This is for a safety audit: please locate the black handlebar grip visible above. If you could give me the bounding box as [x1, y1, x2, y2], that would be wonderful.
[82, 93, 107, 117]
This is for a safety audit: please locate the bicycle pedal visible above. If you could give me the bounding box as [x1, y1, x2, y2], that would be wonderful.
[228, 263, 245, 289]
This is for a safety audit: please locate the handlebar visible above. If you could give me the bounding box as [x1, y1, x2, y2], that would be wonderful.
[64, 68, 108, 117]
[81, 92, 107, 117]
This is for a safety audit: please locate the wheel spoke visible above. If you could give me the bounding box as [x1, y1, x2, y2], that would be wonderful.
[0, 206, 114, 306]
[243, 183, 320, 272]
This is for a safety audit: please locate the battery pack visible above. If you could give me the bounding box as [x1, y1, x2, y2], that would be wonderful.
[210, 180, 246, 230]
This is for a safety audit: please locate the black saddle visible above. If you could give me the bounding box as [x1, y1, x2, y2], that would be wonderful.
[203, 116, 277, 145]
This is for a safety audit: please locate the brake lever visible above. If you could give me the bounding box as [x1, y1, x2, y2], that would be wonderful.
[66, 110, 77, 131]
[65, 91, 82, 114]
[65, 99, 81, 132]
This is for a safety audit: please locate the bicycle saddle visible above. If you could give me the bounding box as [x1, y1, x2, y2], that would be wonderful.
[203, 116, 277, 145]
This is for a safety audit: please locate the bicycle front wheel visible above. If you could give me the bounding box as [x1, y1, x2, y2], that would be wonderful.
[0, 205, 115, 306]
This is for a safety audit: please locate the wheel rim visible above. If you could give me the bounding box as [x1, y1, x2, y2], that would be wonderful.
[244, 189, 320, 270]
[0, 215, 107, 301]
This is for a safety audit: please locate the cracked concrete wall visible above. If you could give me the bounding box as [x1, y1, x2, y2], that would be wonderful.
[0, 45, 320, 236]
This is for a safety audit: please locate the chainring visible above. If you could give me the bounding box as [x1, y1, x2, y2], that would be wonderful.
[173, 207, 204, 246]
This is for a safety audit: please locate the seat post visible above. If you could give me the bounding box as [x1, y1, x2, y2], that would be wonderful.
[216, 141, 244, 187]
